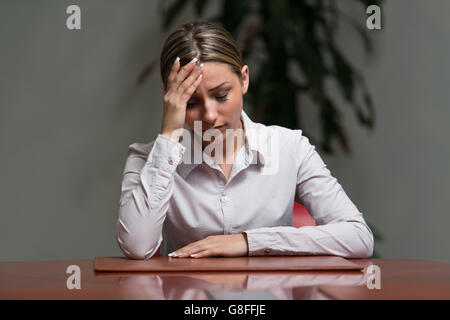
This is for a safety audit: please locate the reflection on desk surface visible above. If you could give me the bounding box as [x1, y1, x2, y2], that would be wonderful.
[2, 259, 450, 299]
[114, 275, 338, 300]
[108, 261, 373, 300]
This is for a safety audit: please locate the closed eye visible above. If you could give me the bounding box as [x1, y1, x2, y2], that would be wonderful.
[187, 93, 229, 108]
[216, 93, 229, 102]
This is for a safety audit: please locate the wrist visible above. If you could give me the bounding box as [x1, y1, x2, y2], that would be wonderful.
[160, 130, 182, 142]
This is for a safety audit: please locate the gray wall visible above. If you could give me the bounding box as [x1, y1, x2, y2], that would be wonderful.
[321, 0, 450, 263]
[0, 1, 449, 262]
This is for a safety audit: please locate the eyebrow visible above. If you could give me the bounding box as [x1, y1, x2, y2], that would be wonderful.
[208, 81, 231, 91]
[192, 82, 231, 97]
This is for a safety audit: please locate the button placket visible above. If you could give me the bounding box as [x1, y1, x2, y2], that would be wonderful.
[221, 195, 231, 203]
[220, 192, 233, 234]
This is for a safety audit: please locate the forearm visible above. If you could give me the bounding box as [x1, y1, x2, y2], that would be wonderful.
[116, 134, 185, 259]
[116, 184, 169, 260]
[244, 217, 374, 258]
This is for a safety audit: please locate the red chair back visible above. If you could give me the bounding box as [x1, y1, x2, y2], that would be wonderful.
[293, 202, 316, 227]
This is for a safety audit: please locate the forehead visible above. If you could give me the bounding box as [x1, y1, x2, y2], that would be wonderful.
[197, 62, 236, 87]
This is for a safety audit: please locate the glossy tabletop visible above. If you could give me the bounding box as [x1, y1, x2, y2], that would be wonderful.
[1, 258, 449, 300]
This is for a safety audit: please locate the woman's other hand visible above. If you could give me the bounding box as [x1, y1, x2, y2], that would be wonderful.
[168, 234, 249, 258]
[160, 57, 203, 142]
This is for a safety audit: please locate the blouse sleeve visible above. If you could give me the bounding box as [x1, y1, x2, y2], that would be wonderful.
[243, 130, 374, 258]
[115, 134, 185, 259]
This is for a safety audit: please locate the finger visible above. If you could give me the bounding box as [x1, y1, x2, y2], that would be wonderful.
[169, 239, 208, 258]
[169, 235, 218, 258]
[177, 237, 216, 258]
[177, 63, 202, 95]
[166, 56, 180, 91]
[174, 57, 198, 90]
[180, 72, 203, 104]
[190, 249, 216, 258]
[176, 241, 210, 258]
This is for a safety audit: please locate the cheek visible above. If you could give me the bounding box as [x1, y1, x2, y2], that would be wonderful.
[223, 94, 241, 112]
[226, 95, 243, 116]
[185, 110, 200, 126]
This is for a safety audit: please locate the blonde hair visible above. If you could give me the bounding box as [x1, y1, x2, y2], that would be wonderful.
[160, 20, 244, 88]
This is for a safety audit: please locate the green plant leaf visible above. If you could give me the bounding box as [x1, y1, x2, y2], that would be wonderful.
[328, 43, 356, 103]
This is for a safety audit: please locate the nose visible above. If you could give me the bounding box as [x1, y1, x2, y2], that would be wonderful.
[201, 100, 218, 127]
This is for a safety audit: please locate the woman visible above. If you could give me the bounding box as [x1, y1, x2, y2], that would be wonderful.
[116, 20, 374, 260]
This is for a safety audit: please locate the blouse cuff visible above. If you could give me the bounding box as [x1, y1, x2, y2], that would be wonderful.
[145, 134, 186, 174]
[243, 229, 280, 256]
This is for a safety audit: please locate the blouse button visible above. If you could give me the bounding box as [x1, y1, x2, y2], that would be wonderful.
[168, 158, 174, 165]
[265, 249, 271, 254]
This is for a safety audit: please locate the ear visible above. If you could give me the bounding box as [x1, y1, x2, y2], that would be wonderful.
[240, 65, 249, 95]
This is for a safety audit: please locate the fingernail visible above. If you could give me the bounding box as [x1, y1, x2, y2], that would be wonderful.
[190, 254, 198, 258]
[169, 252, 178, 257]
[174, 57, 179, 64]
[199, 63, 203, 69]
[190, 57, 198, 64]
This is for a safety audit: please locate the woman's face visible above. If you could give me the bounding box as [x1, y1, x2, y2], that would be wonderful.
[184, 62, 249, 136]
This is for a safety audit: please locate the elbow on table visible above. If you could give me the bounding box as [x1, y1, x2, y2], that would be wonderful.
[349, 222, 375, 259]
[115, 230, 159, 260]
[116, 237, 158, 260]
[351, 238, 374, 259]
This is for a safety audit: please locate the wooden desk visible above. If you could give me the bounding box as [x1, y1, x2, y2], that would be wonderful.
[0, 258, 449, 299]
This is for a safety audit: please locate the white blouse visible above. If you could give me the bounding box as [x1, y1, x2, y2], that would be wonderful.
[115, 109, 374, 259]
